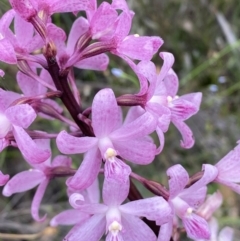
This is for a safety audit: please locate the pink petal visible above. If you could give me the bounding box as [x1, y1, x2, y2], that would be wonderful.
[5, 104, 36, 128]
[182, 213, 210, 240]
[14, 13, 34, 46]
[47, 23, 66, 43]
[0, 89, 20, 112]
[117, 36, 163, 60]
[67, 17, 89, 54]
[110, 112, 156, 141]
[180, 92, 202, 110]
[215, 143, 240, 182]
[112, 11, 132, 43]
[137, 60, 157, 84]
[116, 54, 148, 96]
[171, 119, 195, 149]
[31, 139, 52, 169]
[155, 127, 165, 154]
[186, 164, 218, 193]
[67, 147, 102, 190]
[39, 67, 54, 85]
[113, 139, 156, 164]
[2, 170, 45, 196]
[17, 71, 46, 96]
[86, 178, 100, 203]
[214, 179, 240, 194]
[121, 214, 157, 241]
[0, 9, 15, 32]
[49, 0, 94, 14]
[56, 130, 98, 154]
[171, 98, 199, 121]
[163, 68, 179, 97]
[92, 88, 120, 137]
[31, 179, 49, 222]
[180, 186, 207, 209]
[111, 0, 129, 11]
[9, 0, 37, 20]
[0, 113, 11, 138]
[104, 157, 131, 183]
[208, 218, 218, 240]
[50, 210, 90, 226]
[123, 107, 144, 125]
[0, 38, 17, 64]
[26, 34, 44, 52]
[158, 52, 175, 82]
[103, 178, 129, 206]
[197, 192, 223, 220]
[75, 54, 109, 71]
[0, 171, 9, 186]
[219, 227, 234, 241]
[52, 155, 72, 167]
[120, 197, 171, 224]
[64, 214, 105, 241]
[167, 164, 189, 199]
[90, 2, 117, 39]
[157, 221, 173, 241]
[13, 126, 51, 164]
[69, 195, 107, 213]
[156, 106, 171, 132]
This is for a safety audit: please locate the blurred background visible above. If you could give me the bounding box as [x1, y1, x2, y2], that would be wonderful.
[0, 0, 240, 240]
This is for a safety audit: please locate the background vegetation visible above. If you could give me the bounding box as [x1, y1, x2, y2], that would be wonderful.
[0, 0, 240, 240]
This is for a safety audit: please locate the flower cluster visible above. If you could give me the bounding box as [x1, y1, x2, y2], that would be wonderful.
[0, 0, 237, 240]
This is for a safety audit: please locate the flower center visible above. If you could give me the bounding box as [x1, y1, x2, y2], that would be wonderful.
[186, 207, 193, 215]
[167, 95, 179, 105]
[106, 207, 122, 238]
[109, 220, 122, 234]
[104, 148, 117, 162]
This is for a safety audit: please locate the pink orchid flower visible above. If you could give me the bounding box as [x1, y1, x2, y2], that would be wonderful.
[64, 178, 171, 241]
[57, 88, 157, 190]
[3, 140, 71, 222]
[135, 52, 202, 152]
[0, 88, 51, 162]
[158, 164, 218, 241]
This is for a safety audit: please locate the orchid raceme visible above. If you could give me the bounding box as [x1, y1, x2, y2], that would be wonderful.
[57, 88, 157, 189]
[65, 178, 172, 241]
[0, 0, 237, 240]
